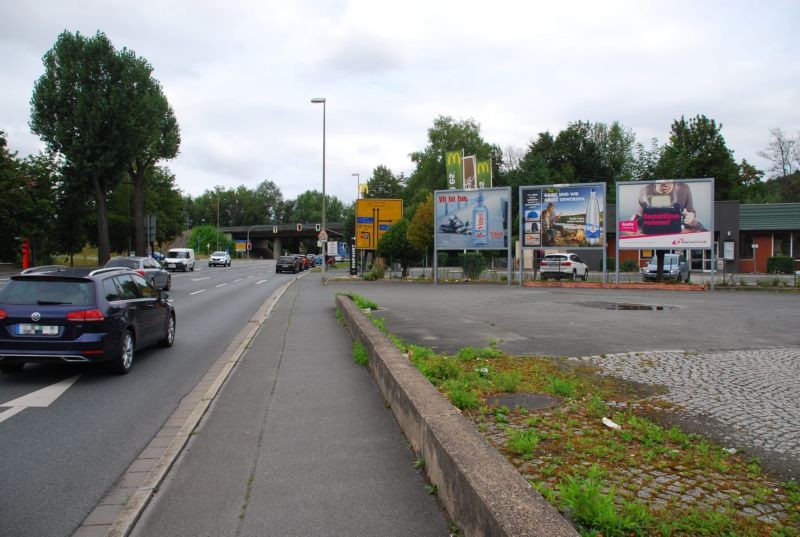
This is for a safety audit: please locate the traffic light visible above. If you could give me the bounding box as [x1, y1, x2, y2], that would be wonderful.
[296, 223, 302, 232]
[315, 223, 321, 232]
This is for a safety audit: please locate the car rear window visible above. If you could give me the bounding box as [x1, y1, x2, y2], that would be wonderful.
[0, 279, 93, 306]
[106, 258, 139, 269]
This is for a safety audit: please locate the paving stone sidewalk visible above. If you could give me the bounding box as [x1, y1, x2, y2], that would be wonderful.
[573, 347, 800, 481]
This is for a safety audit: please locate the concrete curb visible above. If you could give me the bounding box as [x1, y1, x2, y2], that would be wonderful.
[523, 281, 706, 291]
[336, 295, 578, 537]
[74, 276, 300, 537]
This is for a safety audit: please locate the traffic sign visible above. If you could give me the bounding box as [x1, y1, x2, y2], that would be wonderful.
[318, 229, 328, 241]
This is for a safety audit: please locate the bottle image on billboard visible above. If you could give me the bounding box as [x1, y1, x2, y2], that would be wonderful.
[472, 191, 489, 245]
[585, 188, 600, 245]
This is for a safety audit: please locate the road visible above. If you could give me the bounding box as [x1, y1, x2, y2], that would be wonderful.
[0, 259, 294, 537]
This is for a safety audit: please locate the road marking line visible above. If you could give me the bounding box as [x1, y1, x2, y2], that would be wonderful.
[191, 277, 210, 281]
[216, 283, 227, 288]
[0, 375, 80, 424]
[256, 279, 267, 285]
[233, 279, 242, 283]
[190, 289, 206, 295]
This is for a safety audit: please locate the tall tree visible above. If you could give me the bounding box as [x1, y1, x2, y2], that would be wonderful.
[289, 190, 346, 224]
[128, 84, 180, 256]
[404, 116, 494, 211]
[365, 165, 404, 199]
[30, 30, 170, 263]
[406, 192, 434, 265]
[758, 128, 797, 178]
[656, 115, 740, 200]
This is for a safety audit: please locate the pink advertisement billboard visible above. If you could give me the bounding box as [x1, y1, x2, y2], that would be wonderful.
[616, 179, 714, 249]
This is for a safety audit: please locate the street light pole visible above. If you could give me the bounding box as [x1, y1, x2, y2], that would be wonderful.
[311, 97, 326, 283]
[352, 173, 359, 274]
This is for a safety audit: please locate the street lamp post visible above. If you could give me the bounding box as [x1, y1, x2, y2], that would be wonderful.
[311, 97, 327, 283]
[352, 173, 360, 276]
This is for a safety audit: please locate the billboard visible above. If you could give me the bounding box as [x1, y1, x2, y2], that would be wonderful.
[355, 198, 403, 250]
[520, 183, 606, 249]
[616, 179, 714, 249]
[434, 187, 511, 250]
[463, 155, 477, 190]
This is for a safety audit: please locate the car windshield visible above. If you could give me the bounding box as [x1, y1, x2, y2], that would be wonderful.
[544, 256, 567, 262]
[279, 256, 294, 262]
[650, 255, 681, 265]
[212, 251, 226, 256]
[167, 251, 188, 258]
[106, 258, 139, 269]
[0, 279, 93, 306]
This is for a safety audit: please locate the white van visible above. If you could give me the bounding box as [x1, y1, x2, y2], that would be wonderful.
[164, 248, 195, 272]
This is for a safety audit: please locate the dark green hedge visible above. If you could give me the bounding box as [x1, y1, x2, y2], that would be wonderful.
[766, 256, 794, 274]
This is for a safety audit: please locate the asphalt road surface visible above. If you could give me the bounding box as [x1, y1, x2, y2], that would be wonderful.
[0, 260, 293, 537]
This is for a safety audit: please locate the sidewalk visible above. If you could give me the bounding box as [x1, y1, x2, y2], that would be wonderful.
[129, 272, 449, 537]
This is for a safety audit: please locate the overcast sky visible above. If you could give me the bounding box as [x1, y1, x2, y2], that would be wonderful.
[1, 1, 798, 204]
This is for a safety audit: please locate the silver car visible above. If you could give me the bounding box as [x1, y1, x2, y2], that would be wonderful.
[641, 254, 690, 282]
[209, 251, 231, 267]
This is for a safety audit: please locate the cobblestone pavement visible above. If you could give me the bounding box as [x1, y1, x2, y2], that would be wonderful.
[572, 347, 800, 480]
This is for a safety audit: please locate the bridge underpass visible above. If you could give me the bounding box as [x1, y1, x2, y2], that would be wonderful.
[221, 223, 347, 259]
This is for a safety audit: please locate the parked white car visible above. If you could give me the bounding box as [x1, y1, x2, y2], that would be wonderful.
[209, 251, 231, 267]
[540, 253, 589, 281]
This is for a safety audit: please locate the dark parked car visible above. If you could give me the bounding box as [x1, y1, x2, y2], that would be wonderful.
[105, 256, 172, 290]
[276, 255, 299, 274]
[0, 266, 175, 374]
[641, 254, 690, 282]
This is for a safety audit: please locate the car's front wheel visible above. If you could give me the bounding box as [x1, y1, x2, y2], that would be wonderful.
[159, 314, 176, 348]
[111, 330, 135, 374]
[582, 270, 588, 281]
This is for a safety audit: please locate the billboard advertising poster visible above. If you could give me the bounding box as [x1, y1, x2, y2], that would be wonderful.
[520, 183, 606, 249]
[617, 179, 714, 249]
[356, 198, 403, 250]
[434, 187, 511, 250]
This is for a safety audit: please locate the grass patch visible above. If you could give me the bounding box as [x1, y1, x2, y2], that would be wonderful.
[344, 292, 378, 311]
[352, 341, 369, 367]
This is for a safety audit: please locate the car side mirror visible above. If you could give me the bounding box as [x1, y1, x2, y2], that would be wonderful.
[159, 290, 170, 301]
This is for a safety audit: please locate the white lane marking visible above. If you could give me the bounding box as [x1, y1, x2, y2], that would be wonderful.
[216, 283, 227, 288]
[233, 279, 243, 283]
[191, 277, 210, 281]
[0, 375, 80, 424]
[190, 289, 206, 295]
[256, 279, 268, 285]
[247, 275, 255, 279]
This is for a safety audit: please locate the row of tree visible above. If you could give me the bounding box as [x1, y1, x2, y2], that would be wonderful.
[4, 30, 800, 266]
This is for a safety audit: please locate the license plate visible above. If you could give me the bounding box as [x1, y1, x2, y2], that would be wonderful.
[16, 324, 59, 336]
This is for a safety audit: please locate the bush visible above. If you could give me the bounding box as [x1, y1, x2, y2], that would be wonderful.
[620, 259, 639, 272]
[459, 252, 486, 279]
[767, 256, 794, 274]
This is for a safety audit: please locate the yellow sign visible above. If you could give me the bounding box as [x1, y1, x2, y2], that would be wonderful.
[355, 199, 403, 250]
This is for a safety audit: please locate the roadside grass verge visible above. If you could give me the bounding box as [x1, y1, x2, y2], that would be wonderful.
[341, 294, 800, 536]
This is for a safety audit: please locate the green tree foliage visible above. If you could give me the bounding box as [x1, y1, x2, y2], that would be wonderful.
[375, 218, 420, 277]
[523, 121, 636, 203]
[30, 30, 173, 263]
[290, 190, 346, 224]
[128, 85, 180, 256]
[407, 192, 434, 256]
[365, 165, 405, 199]
[0, 133, 58, 264]
[189, 225, 233, 256]
[404, 116, 495, 211]
[656, 115, 740, 200]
